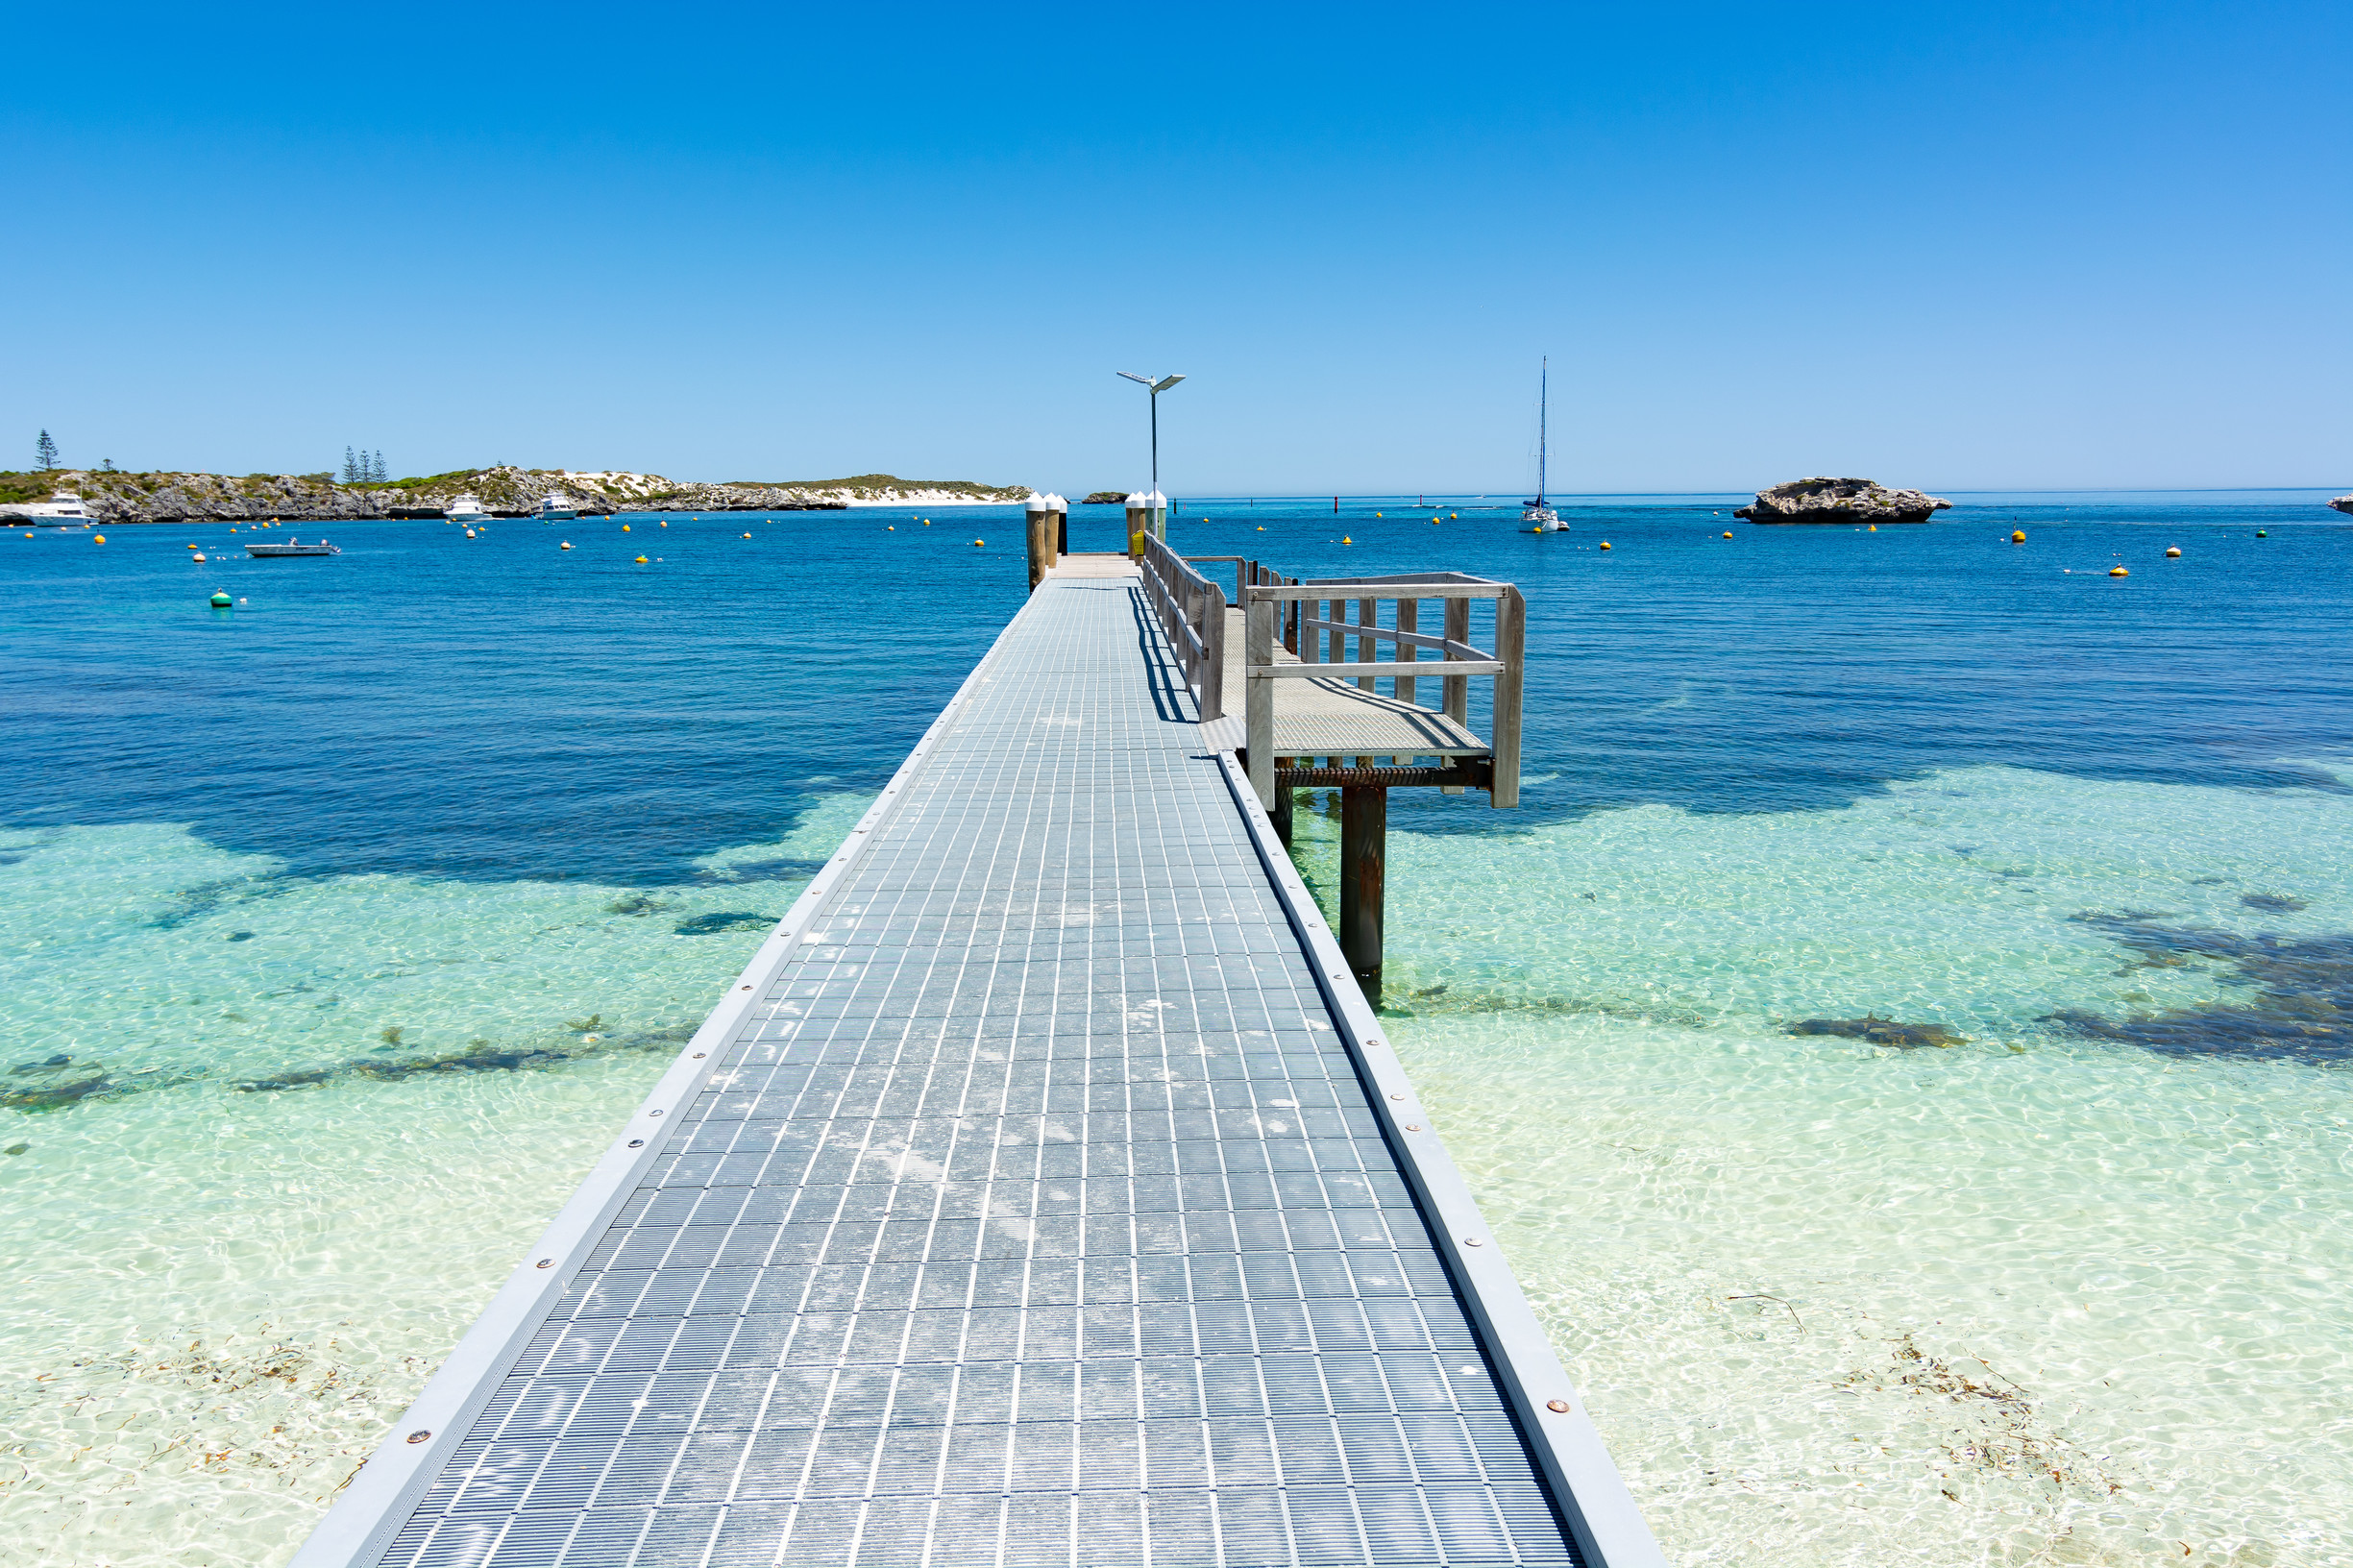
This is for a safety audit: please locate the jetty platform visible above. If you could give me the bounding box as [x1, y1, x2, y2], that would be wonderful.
[297, 558, 1662, 1568]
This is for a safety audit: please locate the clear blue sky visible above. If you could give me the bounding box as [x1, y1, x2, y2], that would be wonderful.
[7, 1, 2346, 494]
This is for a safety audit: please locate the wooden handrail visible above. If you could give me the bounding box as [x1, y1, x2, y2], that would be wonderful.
[1242, 574, 1523, 811]
[1140, 534, 1226, 722]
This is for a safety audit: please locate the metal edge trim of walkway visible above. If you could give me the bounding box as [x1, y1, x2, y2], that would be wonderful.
[1210, 751, 1669, 1568]
[291, 604, 1036, 1568]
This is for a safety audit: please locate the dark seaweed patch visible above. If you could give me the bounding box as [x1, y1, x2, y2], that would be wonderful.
[146, 875, 286, 932]
[233, 1023, 696, 1093]
[692, 857, 824, 885]
[2241, 893, 2308, 914]
[2042, 914, 2352, 1064]
[674, 911, 775, 937]
[1786, 1015, 1968, 1048]
[4, 1059, 120, 1111]
[604, 893, 674, 917]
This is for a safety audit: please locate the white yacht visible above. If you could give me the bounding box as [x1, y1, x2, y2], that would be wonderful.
[4, 489, 94, 526]
[538, 492, 577, 521]
[446, 493, 490, 524]
[1523, 358, 1563, 530]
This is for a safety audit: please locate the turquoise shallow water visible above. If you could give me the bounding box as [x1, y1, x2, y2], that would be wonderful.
[3, 494, 2349, 1564]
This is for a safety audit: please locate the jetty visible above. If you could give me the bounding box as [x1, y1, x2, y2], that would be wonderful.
[296, 531, 1662, 1567]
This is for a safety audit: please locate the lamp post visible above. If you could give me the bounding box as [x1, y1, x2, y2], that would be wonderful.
[1116, 370, 1185, 502]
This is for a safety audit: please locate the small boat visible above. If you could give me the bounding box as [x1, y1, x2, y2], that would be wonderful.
[246, 537, 341, 557]
[538, 492, 577, 521]
[3, 489, 94, 525]
[446, 493, 489, 524]
[1524, 358, 1563, 529]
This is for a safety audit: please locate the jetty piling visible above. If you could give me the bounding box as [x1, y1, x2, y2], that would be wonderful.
[297, 546, 1639, 1568]
[1209, 558, 1524, 992]
[1023, 494, 1061, 592]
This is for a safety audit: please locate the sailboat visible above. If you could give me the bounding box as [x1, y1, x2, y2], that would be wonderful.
[1524, 357, 1563, 529]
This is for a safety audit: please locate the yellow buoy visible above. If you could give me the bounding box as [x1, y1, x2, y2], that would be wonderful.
[1376, 513, 1382, 518]
[93, 534, 106, 543]
[971, 538, 984, 548]
[635, 554, 649, 563]
[2166, 546, 2181, 557]
[1342, 535, 1353, 544]
[2110, 565, 2127, 576]
[2011, 530, 2025, 544]
[1451, 512, 1458, 519]
[1869, 524, 1877, 531]
[560, 542, 572, 550]
[659, 521, 668, 527]
[186, 542, 199, 550]
[743, 532, 751, 539]
[1600, 541, 1612, 550]
[1722, 530, 1733, 539]
[622, 524, 631, 531]
[1257, 526, 1263, 531]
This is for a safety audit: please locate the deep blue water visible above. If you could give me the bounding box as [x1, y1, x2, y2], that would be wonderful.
[5, 491, 2348, 882]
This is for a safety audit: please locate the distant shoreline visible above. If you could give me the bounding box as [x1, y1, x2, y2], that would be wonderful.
[0, 466, 1036, 526]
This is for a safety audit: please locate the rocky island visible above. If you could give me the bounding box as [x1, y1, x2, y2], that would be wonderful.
[0, 467, 1034, 525]
[2331, 494, 2352, 516]
[1735, 477, 1952, 525]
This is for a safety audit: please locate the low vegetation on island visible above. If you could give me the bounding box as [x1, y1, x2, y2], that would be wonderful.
[0, 464, 1034, 524]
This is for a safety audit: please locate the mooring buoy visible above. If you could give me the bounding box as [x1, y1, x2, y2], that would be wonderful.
[209, 591, 232, 606]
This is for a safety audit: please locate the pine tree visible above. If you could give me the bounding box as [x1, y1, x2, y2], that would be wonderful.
[35, 429, 58, 470]
[342, 446, 359, 484]
[372, 450, 387, 483]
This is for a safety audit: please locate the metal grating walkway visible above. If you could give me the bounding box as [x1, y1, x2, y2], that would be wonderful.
[298, 574, 1657, 1568]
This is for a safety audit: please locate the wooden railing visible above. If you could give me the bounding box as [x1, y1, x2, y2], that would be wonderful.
[1140, 534, 1227, 723]
[1242, 572, 1524, 809]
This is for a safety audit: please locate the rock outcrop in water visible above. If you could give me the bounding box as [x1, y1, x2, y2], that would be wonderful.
[1082, 491, 1131, 505]
[2331, 494, 2353, 516]
[0, 466, 1035, 524]
[1735, 478, 1952, 525]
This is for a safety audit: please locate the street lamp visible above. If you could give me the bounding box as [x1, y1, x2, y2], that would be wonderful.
[1115, 371, 1186, 501]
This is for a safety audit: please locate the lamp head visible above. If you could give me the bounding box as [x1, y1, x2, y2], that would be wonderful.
[1150, 374, 1186, 393]
[1116, 371, 1152, 386]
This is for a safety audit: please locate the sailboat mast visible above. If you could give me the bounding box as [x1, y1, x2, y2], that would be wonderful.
[1538, 356, 1548, 503]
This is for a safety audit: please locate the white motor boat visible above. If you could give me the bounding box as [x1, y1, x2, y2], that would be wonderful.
[4, 489, 94, 526]
[538, 492, 577, 521]
[1523, 358, 1564, 530]
[246, 537, 341, 557]
[446, 493, 490, 524]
